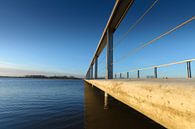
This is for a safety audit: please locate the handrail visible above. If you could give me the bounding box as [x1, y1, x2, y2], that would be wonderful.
[86, 0, 134, 75]
[115, 58, 194, 78]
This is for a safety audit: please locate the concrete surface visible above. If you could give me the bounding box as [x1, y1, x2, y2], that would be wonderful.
[84, 79, 195, 129]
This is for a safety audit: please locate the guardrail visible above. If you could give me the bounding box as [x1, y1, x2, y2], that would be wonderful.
[115, 59, 194, 79]
[85, 0, 134, 79]
[85, 0, 194, 80]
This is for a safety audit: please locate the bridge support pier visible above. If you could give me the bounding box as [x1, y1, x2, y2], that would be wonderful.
[104, 92, 108, 109]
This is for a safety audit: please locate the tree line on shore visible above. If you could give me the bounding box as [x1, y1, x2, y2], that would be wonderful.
[0, 75, 81, 79]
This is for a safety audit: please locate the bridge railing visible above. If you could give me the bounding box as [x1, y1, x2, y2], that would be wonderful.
[114, 59, 194, 79]
[85, 0, 195, 80]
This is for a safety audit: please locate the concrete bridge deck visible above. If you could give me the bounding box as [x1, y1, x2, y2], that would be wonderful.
[84, 79, 195, 129]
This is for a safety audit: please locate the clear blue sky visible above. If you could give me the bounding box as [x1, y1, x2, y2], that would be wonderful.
[0, 0, 194, 77]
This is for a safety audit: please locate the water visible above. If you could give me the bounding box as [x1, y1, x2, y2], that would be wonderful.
[0, 78, 165, 129]
[0, 78, 84, 129]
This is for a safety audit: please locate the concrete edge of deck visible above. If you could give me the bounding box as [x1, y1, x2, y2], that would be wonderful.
[84, 79, 195, 129]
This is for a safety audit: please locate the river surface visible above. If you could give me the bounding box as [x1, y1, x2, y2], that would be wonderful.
[0, 78, 165, 129]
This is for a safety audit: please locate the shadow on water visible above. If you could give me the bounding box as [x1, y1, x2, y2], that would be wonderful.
[84, 82, 165, 129]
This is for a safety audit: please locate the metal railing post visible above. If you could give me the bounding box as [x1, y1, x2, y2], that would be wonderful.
[90, 65, 93, 79]
[137, 70, 140, 79]
[106, 28, 113, 79]
[88, 69, 90, 79]
[127, 72, 129, 79]
[95, 58, 98, 79]
[86, 71, 89, 79]
[154, 67, 158, 78]
[187, 61, 192, 78]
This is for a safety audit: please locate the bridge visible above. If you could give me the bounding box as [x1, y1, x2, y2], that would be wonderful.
[84, 0, 195, 129]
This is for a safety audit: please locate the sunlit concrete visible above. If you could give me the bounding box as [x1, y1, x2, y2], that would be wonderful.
[84, 79, 195, 129]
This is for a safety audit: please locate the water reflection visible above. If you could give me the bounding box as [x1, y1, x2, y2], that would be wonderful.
[84, 82, 165, 129]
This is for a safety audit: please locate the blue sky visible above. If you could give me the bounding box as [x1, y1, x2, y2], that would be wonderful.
[0, 0, 194, 77]
[0, 0, 115, 76]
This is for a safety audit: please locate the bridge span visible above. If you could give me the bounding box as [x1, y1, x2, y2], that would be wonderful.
[85, 0, 195, 128]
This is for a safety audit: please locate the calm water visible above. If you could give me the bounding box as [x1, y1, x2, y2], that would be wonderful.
[0, 78, 84, 129]
[0, 78, 165, 129]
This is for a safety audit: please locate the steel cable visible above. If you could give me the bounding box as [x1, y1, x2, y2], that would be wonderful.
[114, 16, 195, 64]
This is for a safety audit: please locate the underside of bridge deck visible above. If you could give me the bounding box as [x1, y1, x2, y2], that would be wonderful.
[84, 79, 195, 129]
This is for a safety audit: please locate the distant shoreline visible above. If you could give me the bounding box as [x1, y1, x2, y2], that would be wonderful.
[0, 75, 82, 80]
